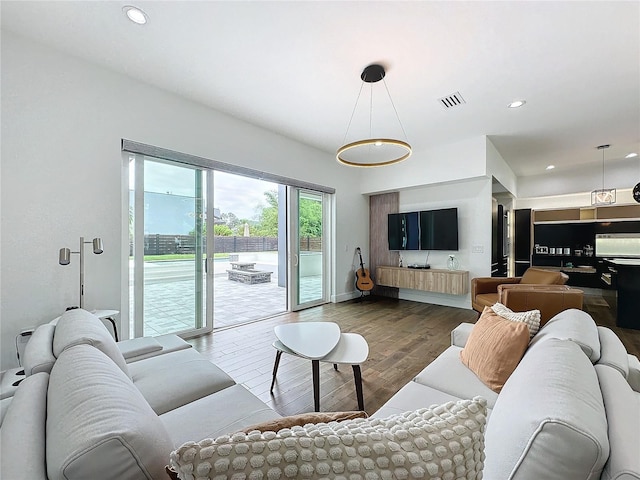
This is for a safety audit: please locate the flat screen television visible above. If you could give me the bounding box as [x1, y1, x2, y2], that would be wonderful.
[419, 207, 459, 251]
[388, 212, 420, 250]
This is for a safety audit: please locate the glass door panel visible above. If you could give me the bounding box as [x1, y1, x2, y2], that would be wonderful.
[290, 188, 327, 310]
[129, 157, 212, 338]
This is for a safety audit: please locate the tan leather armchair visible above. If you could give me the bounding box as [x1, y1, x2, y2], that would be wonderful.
[471, 267, 578, 325]
[498, 284, 584, 325]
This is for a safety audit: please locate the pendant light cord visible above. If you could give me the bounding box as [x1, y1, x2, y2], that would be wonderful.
[342, 81, 365, 145]
[382, 78, 410, 141]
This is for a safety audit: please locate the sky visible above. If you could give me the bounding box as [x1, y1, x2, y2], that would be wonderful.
[131, 161, 277, 220]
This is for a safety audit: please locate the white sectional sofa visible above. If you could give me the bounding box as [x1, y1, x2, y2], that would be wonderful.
[1, 307, 638, 480]
[0, 309, 281, 479]
[374, 308, 640, 480]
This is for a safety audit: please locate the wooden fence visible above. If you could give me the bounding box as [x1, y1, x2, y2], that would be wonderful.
[140, 234, 321, 255]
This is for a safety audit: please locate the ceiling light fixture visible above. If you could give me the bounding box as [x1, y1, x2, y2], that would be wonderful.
[626, 152, 638, 158]
[591, 144, 616, 206]
[123, 5, 148, 25]
[546, 165, 555, 170]
[337, 64, 411, 167]
[508, 100, 526, 108]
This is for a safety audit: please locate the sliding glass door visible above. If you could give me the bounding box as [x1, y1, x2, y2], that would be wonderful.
[289, 188, 329, 310]
[126, 142, 333, 338]
[129, 156, 213, 338]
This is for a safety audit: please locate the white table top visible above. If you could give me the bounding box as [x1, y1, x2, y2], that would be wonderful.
[274, 322, 341, 359]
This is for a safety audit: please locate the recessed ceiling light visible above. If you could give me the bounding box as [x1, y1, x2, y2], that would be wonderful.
[508, 100, 526, 108]
[123, 6, 148, 25]
[626, 152, 638, 158]
[546, 165, 555, 170]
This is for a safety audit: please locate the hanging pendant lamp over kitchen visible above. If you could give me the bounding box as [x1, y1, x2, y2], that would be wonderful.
[337, 64, 412, 167]
[591, 144, 616, 206]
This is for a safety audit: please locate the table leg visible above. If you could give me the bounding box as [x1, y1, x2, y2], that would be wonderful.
[104, 316, 118, 342]
[333, 363, 338, 371]
[270, 350, 283, 393]
[312, 360, 320, 412]
[352, 364, 364, 411]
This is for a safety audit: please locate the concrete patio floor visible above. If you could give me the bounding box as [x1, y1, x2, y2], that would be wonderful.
[131, 254, 323, 336]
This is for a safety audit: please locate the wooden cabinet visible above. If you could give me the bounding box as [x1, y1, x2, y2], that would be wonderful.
[376, 266, 469, 295]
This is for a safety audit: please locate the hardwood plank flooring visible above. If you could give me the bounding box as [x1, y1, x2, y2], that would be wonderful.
[189, 293, 640, 417]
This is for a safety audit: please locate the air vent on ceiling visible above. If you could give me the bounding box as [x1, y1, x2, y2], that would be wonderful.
[438, 92, 466, 109]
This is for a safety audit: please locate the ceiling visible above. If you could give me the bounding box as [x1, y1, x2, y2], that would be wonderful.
[2, 1, 639, 177]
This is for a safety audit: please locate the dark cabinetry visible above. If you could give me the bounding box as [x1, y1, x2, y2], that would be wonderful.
[514, 209, 531, 276]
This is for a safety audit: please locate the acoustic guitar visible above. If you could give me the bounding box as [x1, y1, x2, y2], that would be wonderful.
[355, 247, 374, 292]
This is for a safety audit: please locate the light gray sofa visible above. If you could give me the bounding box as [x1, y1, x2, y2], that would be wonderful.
[2, 308, 639, 480]
[373, 308, 640, 480]
[0, 309, 281, 480]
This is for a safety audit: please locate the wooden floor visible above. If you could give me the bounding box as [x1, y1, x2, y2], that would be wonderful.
[189, 293, 640, 417]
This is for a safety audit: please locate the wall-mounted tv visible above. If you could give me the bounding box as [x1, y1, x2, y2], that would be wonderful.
[388, 212, 420, 250]
[420, 207, 459, 251]
[387, 207, 459, 251]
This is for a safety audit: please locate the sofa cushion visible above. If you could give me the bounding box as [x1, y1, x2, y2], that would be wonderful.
[170, 397, 487, 480]
[595, 364, 640, 480]
[520, 267, 567, 285]
[46, 344, 173, 480]
[528, 308, 601, 362]
[52, 308, 130, 376]
[460, 307, 530, 393]
[118, 334, 191, 363]
[0, 372, 49, 480]
[596, 326, 629, 378]
[161, 384, 281, 447]
[414, 345, 499, 408]
[128, 348, 236, 415]
[371, 380, 488, 419]
[491, 302, 541, 337]
[484, 338, 609, 480]
[22, 323, 56, 376]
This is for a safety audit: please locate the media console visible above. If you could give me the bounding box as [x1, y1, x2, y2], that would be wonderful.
[376, 266, 469, 295]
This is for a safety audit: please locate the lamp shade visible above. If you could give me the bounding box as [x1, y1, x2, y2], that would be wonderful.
[92, 237, 104, 254]
[59, 248, 71, 265]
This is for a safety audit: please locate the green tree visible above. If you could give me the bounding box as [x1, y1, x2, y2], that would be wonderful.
[299, 197, 322, 237]
[214, 224, 233, 236]
[254, 190, 279, 236]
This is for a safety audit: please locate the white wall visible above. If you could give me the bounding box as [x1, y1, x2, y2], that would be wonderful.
[361, 136, 488, 195]
[486, 138, 517, 196]
[516, 188, 636, 210]
[392, 178, 493, 309]
[0, 31, 367, 369]
[518, 156, 639, 199]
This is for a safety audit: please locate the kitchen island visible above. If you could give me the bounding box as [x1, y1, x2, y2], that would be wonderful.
[606, 258, 640, 330]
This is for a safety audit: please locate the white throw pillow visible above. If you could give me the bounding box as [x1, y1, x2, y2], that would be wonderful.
[491, 302, 541, 338]
[170, 397, 487, 480]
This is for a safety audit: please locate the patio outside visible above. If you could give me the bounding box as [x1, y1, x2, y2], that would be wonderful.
[130, 251, 323, 336]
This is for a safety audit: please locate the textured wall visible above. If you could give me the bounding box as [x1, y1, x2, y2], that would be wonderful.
[369, 192, 399, 298]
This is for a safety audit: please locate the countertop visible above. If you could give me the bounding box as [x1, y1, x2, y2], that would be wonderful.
[605, 258, 640, 267]
[534, 265, 597, 274]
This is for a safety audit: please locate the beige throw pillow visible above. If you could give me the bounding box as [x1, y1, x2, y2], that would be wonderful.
[241, 411, 368, 434]
[170, 397, 487, 480]
[491, 302, 541, 338]
[460, 307, 530, 393]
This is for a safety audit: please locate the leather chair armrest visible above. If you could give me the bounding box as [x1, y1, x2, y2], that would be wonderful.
[498, 285, 583, 325]
[471, 276, 522, 296]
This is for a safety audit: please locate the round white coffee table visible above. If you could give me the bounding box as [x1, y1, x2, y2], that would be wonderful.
[271, 323, 369, 411]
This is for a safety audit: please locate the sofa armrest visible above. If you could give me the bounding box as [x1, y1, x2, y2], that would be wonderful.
[451, 322, 475, 347]
[628, 354, 640, 392]
[498, 285, 583, 325]
[471, 276, 522, 296]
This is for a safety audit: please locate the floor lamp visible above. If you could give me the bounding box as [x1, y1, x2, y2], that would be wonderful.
[58, 236, 103, 309]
